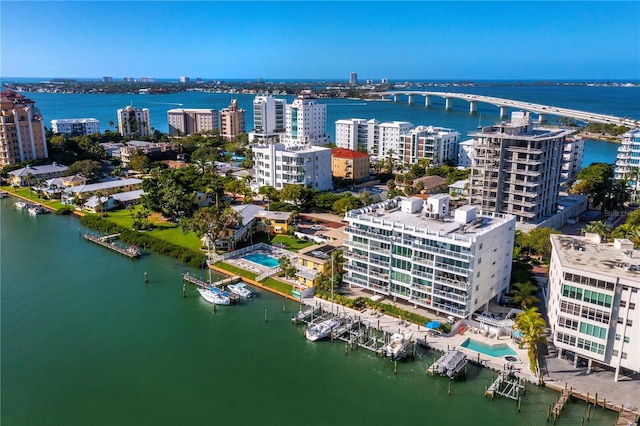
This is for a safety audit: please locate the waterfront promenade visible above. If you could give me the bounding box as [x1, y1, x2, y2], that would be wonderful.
[302, 295, 640, 419]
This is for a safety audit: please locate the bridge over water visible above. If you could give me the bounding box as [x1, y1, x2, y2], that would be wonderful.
[371, 91, 639, 128]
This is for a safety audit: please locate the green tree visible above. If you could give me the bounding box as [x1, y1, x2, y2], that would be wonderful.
[509, 281, 540, 309]
[570, 163, 614, 209]
[224, 179, 249, 201]
[258, 185, 278, 203]
[332, 195, 361, 215]
[582, 220, 612, 241]
[280, 184, 306, 207]
[515, 307, 547, 374]
[65, 159, 103, 183]
[129, 151, 150, 172]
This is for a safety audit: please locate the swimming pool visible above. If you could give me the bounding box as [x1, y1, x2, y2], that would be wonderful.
[244, 252, 280, 268]
[461, 338, 517, 357]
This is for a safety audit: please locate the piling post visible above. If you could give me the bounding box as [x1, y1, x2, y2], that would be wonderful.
[144, 272, 148, 283]
[448, 379, 451, 396]
[523, 380, 526, 394]
[547, 405, 551, 422]
[394, 360, 397, 376]
[586, 392, 589, 404]
[377, 319, 380, 331]
[264, 309, 268, 323]
[594, 393, 598, 407]
[580, 418, 584, 426]
[345, 343, 348, 356]
[587, 404, 591, 421]
[602, 398, 605, 410]
[182, 283, 186, 298]
[477, 352, 480, 363]
[213, 303, 216, 313]
[517, 396, 521, 413]
[283, 301, 286, 313]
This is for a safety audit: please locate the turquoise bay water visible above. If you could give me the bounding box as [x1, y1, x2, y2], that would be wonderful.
[0, 201, 617, 425]
[244, 252, 280, 268]
[3, 83, 637, 167]
[461, 338, 518, 358]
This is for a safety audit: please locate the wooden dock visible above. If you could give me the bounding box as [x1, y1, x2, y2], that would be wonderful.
[485, 369, 526, 400]
[84, 233, 141, 258]
[182, 273, 241, 303]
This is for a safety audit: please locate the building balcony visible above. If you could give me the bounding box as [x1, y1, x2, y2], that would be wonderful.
[344, 263, 368, 275]
[507, 198, 537, 208]
[344, 240, 368, 250]
[433, 261, 470, 276]
[432, 288, 470, 303]
[431, 301, 469, 318]
[504, 207, 537, 218]
[369, 246, 391, 255]
[432, 275, 470, 291]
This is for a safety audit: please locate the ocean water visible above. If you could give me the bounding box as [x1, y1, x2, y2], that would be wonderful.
[0, 201, 618, 425]
[2, 81, 638, 167]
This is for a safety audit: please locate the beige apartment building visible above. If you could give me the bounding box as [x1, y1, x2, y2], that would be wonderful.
[331, 148, 370, 182]
[219, 99, 245, 141]
[0, 90, 48, 167]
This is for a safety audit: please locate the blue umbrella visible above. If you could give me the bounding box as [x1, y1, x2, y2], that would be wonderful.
[426, 321, 441, 329]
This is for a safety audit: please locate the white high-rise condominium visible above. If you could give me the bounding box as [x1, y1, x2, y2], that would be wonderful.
[117, 106, 151, 138]
[400, 125, 460, 166]
[251, 95, 286, 142]
[334, 118, 413, 161]
[252, 142, 333, 191]
[343, 195, 516, 319]
[51, 118, 100, 136]
[285, 91, 330, 147]
[561, 135, 585, 184]
[614, 128, 640, 200]
[167, 109, 219, 136]
[350, 72, 357, 87]
[548, 233, 640, 381]
[468, 111, 574, 223]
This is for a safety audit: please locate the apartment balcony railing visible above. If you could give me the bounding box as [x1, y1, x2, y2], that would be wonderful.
[344, 240, 368, 250]
[433, 261, 470, 276]
[432, 275, 470, 291]
[432, 288, 470, 303]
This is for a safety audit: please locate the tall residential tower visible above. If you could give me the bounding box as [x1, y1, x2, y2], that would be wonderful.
[0, 90, 48, 167]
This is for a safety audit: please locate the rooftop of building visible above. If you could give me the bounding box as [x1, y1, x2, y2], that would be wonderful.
[298, 244, 338, 260]
[63, 178, 143, 194]
[332, 148, 369, 159]
[9, 163, 68, 177]
[551, 233, 640, 284]
[51, 118, 99, 123]
[167, 108, 217, 113]
[346, 196, 514, 241]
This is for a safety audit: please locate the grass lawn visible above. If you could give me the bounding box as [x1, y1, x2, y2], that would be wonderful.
[262, 277, 294, 294]
[271, 235, 314, 252]
[214, 262, 258, 280]
[105, 206, 203, 252]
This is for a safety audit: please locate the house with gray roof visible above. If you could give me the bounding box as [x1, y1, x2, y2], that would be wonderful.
[8, 163, 68, 186]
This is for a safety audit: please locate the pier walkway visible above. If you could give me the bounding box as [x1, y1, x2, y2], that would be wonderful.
[83, 233, 140, 258]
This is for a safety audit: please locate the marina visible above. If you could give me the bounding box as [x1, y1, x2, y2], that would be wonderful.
[0, 200, 621, 425]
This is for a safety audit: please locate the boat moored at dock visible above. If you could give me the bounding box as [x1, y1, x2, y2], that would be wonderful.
[306, 316, 344, 341]
[227, 283, 253, 298]
[383, 331, 413, 360]
[198, 286, 231, 305]
[429, 350, 467, 379]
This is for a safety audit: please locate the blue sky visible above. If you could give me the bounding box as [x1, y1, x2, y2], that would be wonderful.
[2, 1, 639, 80]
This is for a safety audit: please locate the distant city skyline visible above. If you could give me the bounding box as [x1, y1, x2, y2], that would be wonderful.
[2, 1, 639, 81]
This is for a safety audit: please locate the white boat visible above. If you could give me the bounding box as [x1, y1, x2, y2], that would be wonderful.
[198, 287, 231, 305]
[14, 201, 28, 209]
[383, 331, 413, 360]
[305, 316, 343, 341]
[227, 283, 253, 298]
[28, 205, 47, 215]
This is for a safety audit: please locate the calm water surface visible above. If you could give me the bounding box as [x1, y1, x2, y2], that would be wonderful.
[0, 201, 617, 425]
[4, 83, 638, 167]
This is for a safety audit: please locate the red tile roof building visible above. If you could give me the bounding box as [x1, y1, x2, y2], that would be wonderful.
[331, 148, 370, 182]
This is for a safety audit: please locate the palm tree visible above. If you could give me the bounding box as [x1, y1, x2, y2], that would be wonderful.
[582, 220, 612, 241]
[602, 180, 631, 215]
[509, 281, 540, 309]
[515, 307, 547, 374]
